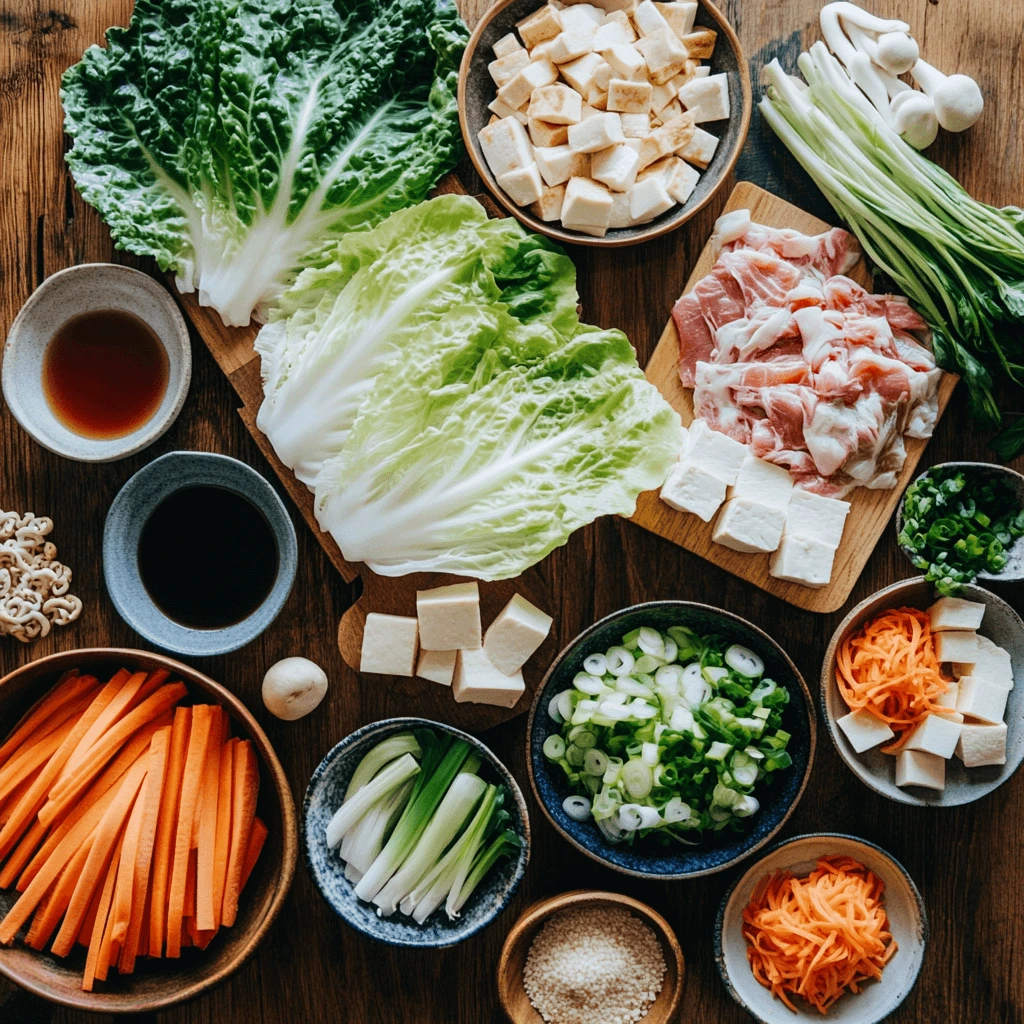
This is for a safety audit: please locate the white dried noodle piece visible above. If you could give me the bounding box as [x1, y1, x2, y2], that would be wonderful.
[0, 510, 82, 642]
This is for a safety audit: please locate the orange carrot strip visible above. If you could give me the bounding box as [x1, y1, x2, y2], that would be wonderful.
[0, 671, 94, 767]
[23, 834, 93, 951]
[212, 738, 234, 929]
[240, 816, 268, 893]
[221, 739, 259, 928]
[195, 707, 222, 932]
[60, 669, 140, 775]
[0, 716, 78, 799]
[78, 877, 103, 948]
[93, 832, 128, 985]
[0, 811, 48, 889]
[105, 774, 149, 956]
[0, 768, 42, 827]
[183, 847, 198, 919]
[82, 833, 122, 992]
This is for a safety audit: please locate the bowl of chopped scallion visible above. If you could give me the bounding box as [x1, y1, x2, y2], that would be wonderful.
[526, 602, 816, 879]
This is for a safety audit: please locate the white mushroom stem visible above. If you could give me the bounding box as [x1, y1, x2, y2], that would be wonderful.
[820, 2, 909, 63]
[818, 13, 893, 125]
[911, 58, 984, 132]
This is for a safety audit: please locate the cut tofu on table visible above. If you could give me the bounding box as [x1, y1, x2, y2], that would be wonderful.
[561, 175, 614, 235]
[903, 712, 962, 759]
[416, 582, 482, 651]
[934, 682, 959, 709]
[956, 676, 1009, 724]
[360, 613, 419, 677]
[769, 534, 837, 588]
[953, 634, 1014, 688]
[712, 497, 786, 554]
[660, 460, 728, 521]
[782, 489, 850, 549]
[498, 163, 545, 205]
[928, 596, 986, 632]
[417, 649, 457, 687]
[934, 630, 981, 665]
[683, 419, 749, 485]
[956, 722, 1007, 767]
[836, 708, 895, 753]
[896, 748, 945, 790]
[478, 117, 534, 178]
[453, 648, 526, 708]
[731, 454, 794, 510]
[483, 594, 553, 676]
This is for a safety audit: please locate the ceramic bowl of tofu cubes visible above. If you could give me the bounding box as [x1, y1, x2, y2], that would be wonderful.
[822, 578, 1024, 807]
[458, 0, 751, 245]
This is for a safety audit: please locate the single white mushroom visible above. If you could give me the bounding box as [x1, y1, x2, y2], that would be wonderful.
[911, 59, 984, 132]
[875, 31, 919, 75]
[262, 657, 329, 720]
[891, 90, 939, 150]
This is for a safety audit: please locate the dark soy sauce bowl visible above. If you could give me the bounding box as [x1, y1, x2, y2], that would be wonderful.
[103, 451, 298, 656]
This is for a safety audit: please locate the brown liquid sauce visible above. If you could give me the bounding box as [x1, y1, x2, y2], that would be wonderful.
[138, 485, 279, 630]
[42, 308, 169, 439]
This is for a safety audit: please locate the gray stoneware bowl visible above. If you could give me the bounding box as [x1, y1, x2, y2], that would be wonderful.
[715, 833, 927, 1024]
[822, 577, 1024, 807]
[896, 461, 1024, 582]
[2, 264, 191, 461]
[303, 717, 530, 948]
[458, 0, 752, 247]
[103, 451, 298, 656]
[526, 601, 816, 879]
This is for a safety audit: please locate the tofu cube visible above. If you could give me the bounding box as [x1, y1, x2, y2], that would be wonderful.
[488, 97, 529, 125]
[535, 144, 587, 186]
[678, 72, 730, 121]
[712, 497, 786, 553]
[607, 78, 653, 113]
[360, 613, 419, 676]
[530, 182, 566, 221]
[784, 489, 851, 550]
[836, 708, 895, 753]
[934, 630, 980, 665]
[558, 4, 603, 37]
[528, 84, 583, 124]
[517, 5, 563, 49]
[488, 49, 531, 87]
[634, 28, 688, 84]
[934, 682, 959, 709]
[620, 112, 652, 137]
[956, 722, 1007, 767]
[654, 1, 697, 39]
[484, 594, 554, 675]
[599, 43, 646, 80]
[769, 534, 837, 588]
[953, 635, 1013, 687]
[637, 155, 674, 186]
[649, 80, 679, 114]
[568, 111, 625, 152]
[498, 60, 559, 110]
[956, 676, 1009, 724]
[417, 648, 457, 687]
[660, 459, 727, 521]
[416, 581, 482, 651]
[497, 162, 545, 206]
[680, 27, 717, 59]
[592, 19, 635, 49]
[694, 64, 711, 78]
[670, 60, 701, 91]
[580, 102, 603, 119]
[904, 712, 962, 759]
[593, 60, 615, 91]
[895, 749, 945, 791]
[629, 174, 675, 223]
[528, 117, 570, 147]
[654, 111, 696, 150]
[677, 125, 719, 168]
[732, 455, 794, 510]
[590, 143, 640, 191]
[928, 596, 986, 632]
[684, 419, 749, 484]
[607, 189, 633, 229]
[545, 31, 594, 64]
[666, 158, 699, 203]
[561, 175, 614, 234]
[561, 51, 605, 95]
[492, 32, 523, 59]
[633, 0, 672, 36]
[586, 85, 609, 110]
[651, 98, 683, 126]
[453, 648, 526, 708]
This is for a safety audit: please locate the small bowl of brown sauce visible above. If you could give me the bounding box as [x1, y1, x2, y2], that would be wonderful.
[103, 451, 298, 655]
[2, 263, 190, 461]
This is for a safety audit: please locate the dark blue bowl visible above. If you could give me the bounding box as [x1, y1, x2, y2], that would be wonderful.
[302, 717, 530, 948]
[526, 601, 816, 879]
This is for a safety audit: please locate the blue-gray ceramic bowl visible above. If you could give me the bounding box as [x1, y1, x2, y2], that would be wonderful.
[526, 601, 816, 880]
[303, 717, 530, 948]
[103, 450, 298, 656]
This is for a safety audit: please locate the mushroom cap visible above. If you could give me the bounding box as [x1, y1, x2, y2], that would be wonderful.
[875, 32, 919, 76]
[262, 656, 329, 721]
[932, 74, 984, 132]
[892, 92, 938, 150]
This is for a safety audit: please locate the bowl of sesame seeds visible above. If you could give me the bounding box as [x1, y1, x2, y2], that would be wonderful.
[497, 889, 684, 1024]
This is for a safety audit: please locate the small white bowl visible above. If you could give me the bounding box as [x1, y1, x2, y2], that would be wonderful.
[716, 833, 927, 1024]
[2, 264, 191, 461]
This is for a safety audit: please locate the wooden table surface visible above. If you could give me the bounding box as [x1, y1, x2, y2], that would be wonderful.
[1, 1, 1022, 1022]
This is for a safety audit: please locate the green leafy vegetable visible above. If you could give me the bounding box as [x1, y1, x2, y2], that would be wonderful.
[62, 0, 467, 327]
[760, 44, 1024, 456]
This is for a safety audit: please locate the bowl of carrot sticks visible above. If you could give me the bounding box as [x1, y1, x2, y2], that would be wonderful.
[0, 648, 297, 1013]
[821, 578, 1024, 807]
[715, 833, 927, 1023]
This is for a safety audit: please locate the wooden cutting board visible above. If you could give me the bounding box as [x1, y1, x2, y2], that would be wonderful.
[630, 181, 958, 614]
[172, 174, 557, 731]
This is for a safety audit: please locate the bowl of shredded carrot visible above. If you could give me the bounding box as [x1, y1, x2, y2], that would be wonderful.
[715, 833, 926, 1023]
[821, 578, 1024, 807]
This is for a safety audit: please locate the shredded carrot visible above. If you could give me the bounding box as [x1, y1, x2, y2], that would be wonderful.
[836, 607, 955, 752]
[743, 856, 898, 1014]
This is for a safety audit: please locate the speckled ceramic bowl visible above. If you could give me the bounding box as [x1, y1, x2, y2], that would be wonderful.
[526, 601, 816, 879]
[822, 578, 1024, 807]
[103, 451, 298, 656]
[715, 833, 927, 1024]
[303, 717, 530, 948]
[2, 264, 191, 461]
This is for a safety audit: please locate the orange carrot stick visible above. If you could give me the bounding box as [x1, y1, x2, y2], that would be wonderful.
[78, 876, 103, 948]
[105, 774, 149, 956]
[212, 738, 234, 929]
[0, 811, 48, 889]
[240, 816, 269, 892]
[195, 707, 222, 932]
[82, 834, 122, 992]
[93, 831, 128, 985]
[0, 768, 42, 826]
[0, 671, 94, 767]
[24, 834, 93, 951]
[221, 739, 259, 928]
[0, 716, 78, 798]
[61, 669, 140, 774]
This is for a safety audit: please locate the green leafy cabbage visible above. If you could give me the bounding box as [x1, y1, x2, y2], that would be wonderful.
[62, 0, 467, 327]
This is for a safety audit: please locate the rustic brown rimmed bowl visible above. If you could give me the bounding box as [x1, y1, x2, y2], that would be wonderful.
[497, 889, 684, 1024]
[458, 0, 752, 247]
[0, 648, 298, 1013]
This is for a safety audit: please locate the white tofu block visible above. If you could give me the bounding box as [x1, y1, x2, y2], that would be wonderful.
[586, 84, 609, 110]
[360, 613, 419, 676]
[416, 582, 482, 651]
[478, 117, 534, 178]
[599, 42, 646, 80]
[561, 175, 614, 234]
[928, 596, 986, 632]
[607, 189, 633, 229]
[732, 455, 794, 510]
[934, 630, 980, 665]
[694, 64, 711, 78]
[934, 682, 959, 709]
[607, 78, 652, 113]
[561, 51, 605, 94]
[453, 648, 526, 708]
[629, 174, 674, 222]
[649, 79, 679, 113]
[678, 72, 730, 121]
[634, 28, 688, 84]
[654, 1, 697, 38]
[580, 101, 603, 119]
[637, 155, 674, 186]
[484, 594, 553, 675]
[669, 60, 700, 91]
[592, 19, 634, 49]
[680, 27, 717, 59]
[659, 459, 727, 521]
[836, 708, 895, 753]
[895, 749, 945, 791]
[677, 125, 719, 168]
[517, 5, 564, 48]
[666, 158, 699, 204]
[498, 60, 560, 110]
[593, 59, 616, 91]
[956, 676, 1009, 724]
[417, 648, 457, 687]
[633, 0, 671, 36]
[567, 111, 625, 152]
[498, 162, 545, 205]
[956, 722, 1007, 767]
[712, 497, 786, 553]
[488, 97, 529, 125]
[769, 534, 837, 588]
[904, 712, 961, 759]
[488, 49, 531, 87]
[534, 144, 588, 186]
[492, 32, 523, 59]
[558, 3, 602, 36]
[530, 182, 566, 221]
[528, 117, 569, 147]
[590, 142, 640, 191]
[953, 635, 1013, 687]
[784, 489, 851, 549]
[651, 98, 683, 126]
[619, 113, 651, 138]
[528, 84, 583, 123]
[545, 31, 593, 64]
[684, 419, 749, 484]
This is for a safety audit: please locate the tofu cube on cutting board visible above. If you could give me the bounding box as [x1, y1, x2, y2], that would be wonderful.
[416, 582, 482, 651]
[484, 594, 553, 676]
[453, 648, 525, 709]
[416, 649, 458, 687]
[360, 613, 419, 676]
